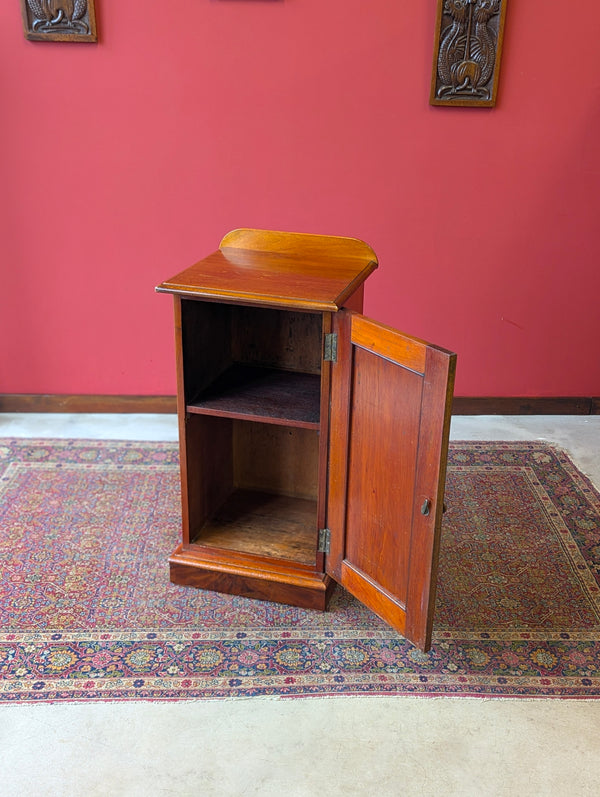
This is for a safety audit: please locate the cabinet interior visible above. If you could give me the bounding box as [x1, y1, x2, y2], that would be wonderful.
[181, 300, 323, 565]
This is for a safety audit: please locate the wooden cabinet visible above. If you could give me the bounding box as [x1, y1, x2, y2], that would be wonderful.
[156, 229, 456, 650]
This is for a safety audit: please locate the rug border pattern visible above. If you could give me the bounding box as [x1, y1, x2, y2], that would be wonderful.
[1, 438, 600, 702]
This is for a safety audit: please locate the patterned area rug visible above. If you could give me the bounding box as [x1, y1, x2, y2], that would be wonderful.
[1, 439, 599, 702]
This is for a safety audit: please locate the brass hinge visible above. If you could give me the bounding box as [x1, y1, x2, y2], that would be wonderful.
[318, 528, 331, 554]
[324, 333, 338, 362]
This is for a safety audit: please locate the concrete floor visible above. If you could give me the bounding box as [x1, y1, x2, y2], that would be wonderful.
[1, 414, 599, 797]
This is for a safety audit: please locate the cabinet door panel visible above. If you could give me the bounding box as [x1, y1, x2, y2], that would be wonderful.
[327, 311, 456, 651]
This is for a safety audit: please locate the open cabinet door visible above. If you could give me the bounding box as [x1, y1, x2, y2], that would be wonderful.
[326, 311, 456, 651]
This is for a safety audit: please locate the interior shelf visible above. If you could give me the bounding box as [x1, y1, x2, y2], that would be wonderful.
[192, 489, 318, 565]
[187, 365, 321, 429]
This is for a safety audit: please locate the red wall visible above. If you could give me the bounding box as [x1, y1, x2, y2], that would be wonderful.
[2, 1, 599, 398]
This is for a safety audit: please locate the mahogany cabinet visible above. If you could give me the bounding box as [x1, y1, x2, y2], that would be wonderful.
[156, 229, 456, 650]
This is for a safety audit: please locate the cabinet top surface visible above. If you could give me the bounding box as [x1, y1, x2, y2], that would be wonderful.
[156, 228, 378, 311]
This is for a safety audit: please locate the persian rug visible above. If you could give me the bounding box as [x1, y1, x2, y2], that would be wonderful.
[1, 439, 599, 703]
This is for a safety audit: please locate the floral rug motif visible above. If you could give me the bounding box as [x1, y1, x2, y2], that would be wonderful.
[1, 439, 599, 702]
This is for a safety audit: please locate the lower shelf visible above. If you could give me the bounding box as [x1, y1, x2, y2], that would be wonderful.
[192, 489, 318, 566]
[169, 544, 335, 611]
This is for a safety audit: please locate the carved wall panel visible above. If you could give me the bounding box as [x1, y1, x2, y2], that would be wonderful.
[430, 0, 507, 107]
[20, 0, 97, 43]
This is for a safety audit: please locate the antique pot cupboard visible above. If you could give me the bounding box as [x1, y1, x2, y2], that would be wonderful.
[156, 229, 456, 651]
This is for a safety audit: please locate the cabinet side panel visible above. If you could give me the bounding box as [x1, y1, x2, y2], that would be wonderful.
[341, 284, 364, 313]
[174, 296, 191, 543]
[178, 299, 234, 544]
[183, 415, 234, 544]
[181, 299, 232, 403]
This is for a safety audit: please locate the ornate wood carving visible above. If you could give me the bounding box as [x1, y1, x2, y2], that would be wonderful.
[430, 0, 507, 107]
[20, 0, 97, 43]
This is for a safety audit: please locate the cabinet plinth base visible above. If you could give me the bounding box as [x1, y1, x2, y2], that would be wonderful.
[168, 545, 336, 611]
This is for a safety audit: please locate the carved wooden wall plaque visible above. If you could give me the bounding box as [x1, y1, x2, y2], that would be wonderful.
[430, 0, 507, 107]
[20, 0, 97, 43]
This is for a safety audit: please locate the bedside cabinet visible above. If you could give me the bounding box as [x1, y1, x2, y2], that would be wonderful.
[157, 228, 456, 651]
